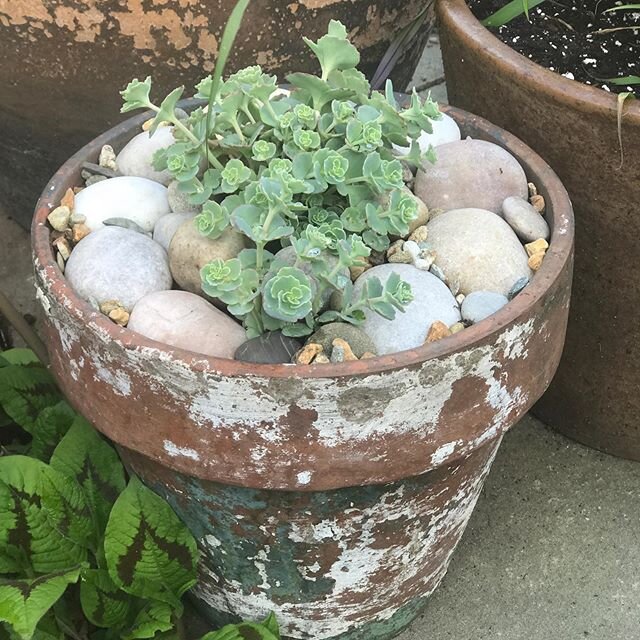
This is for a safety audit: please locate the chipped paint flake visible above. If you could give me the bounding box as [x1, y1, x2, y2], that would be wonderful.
[164, 440, 200, 461]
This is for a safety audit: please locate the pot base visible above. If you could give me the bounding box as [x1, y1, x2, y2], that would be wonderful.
[119, 438, 502, 640]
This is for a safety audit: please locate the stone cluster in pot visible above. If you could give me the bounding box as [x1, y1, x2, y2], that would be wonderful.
[49, 117, 550, 364]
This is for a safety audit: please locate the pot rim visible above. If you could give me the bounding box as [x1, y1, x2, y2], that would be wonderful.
[438, 0, 640, 121]
[32, 105, 574, 380]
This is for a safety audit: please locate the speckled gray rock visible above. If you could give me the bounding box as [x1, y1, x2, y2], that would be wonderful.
[73, 176, 170, 232]
[168, 180, 201, 214]
[502, 196, 550, 242]
[116, 127, 175, 186]
[65, 226, 171, 311]
[308, 322, 376, 358]
[235, 332, 302, 364]
[128, 290, 246, 358]
[352, 263, 460, 355]
[414, 139, 528, 214]
[461, 291, 509, 324]
[153, 213, 195, 251]
[427, 208, 532, 296]
[168, 219, 247, 298]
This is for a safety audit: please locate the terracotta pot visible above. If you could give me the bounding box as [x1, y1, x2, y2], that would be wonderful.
[32, 106, 573, 639]
[437, 0, 640, 461]
[0, 0, 433, 230]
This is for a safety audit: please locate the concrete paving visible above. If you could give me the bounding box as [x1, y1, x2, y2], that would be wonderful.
[1, 33, 639, 640]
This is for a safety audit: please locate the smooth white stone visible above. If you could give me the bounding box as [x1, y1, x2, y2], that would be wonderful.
[353, 263, 461, 355]
[65, 226, 172, 311]
[74, 176, 170, 232]
[427, 207, 532, 296]
[393, 112, 462, 154]
[153, 213, 195, 251]
[116, 127, 175, 185]
[128, 290, 246, 358]
[461, 291, 509, 324]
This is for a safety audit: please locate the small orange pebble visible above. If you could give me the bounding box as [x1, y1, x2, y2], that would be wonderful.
[72, 223, 91, 244]
[332, 338, 357, 361]
[61, 187, 75, 210]
[525, 238, 549, 257]
[530, 194, 545, 213]
[425, 320, 452, 343]
[528, 253, 545, 272]
[108, 307, 130, 327]
[295, 343, 323, 365]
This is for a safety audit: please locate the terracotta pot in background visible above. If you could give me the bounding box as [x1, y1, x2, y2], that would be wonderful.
[32, 104, 573, 639]
[437, 0, 640, 461]
[0, 0, 433, 229]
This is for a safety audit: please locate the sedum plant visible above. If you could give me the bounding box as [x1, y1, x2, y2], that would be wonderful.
[120, 11, 441, 338]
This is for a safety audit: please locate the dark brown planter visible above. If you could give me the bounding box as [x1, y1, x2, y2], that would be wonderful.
[437, 0, 640, 461]
[32, 106, 573, 638]
[0, 0, 433, 230]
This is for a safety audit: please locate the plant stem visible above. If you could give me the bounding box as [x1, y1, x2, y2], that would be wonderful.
[256, 206, 279, 272]
[0, 290, 49, 365]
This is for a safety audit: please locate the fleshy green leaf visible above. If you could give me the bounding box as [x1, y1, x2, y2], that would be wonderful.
[0, 456, 91, 574]
[50, 416, 126, 540]
[104, 477, 198, 607]
[79, 569, 131, 629]
[0, 568, 81, 640]
[303, 20, 360, 80]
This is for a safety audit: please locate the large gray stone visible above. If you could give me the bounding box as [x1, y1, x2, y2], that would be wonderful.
[461, 291, 509, 324]
[414, 138, 528, 214]
[128, 290, 246, 358]
[73, 176, 170, 232]
[116, 127, 175, 185]
[153, 213, 195, 251]
[502, 196, 550, 243]
[65, 226, 171, 311]
[427, 208, 532, 296]
[168, 219, 247, 298]
[352, 263, 460, 355]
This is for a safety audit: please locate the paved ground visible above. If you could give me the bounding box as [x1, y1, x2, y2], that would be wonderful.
[1, 33, 639, 640]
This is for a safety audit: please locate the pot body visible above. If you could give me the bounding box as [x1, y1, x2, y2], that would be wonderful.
[120, 438, 500, 639]
[437, 0, 640, 461]
[0, 0, 433, 230]
[32, 106, 573, 638]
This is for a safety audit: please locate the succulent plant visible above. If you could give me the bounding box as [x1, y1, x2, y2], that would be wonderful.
[121, 9, 441, 338]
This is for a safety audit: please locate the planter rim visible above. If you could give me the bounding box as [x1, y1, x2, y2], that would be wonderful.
[32, 104, 574, 380]
[438, 0, 640, 121]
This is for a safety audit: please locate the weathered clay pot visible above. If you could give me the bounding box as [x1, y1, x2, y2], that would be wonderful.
[32, 107, 573, 639]
[437, 0, 640, 461]
[0, 0, 433, 230]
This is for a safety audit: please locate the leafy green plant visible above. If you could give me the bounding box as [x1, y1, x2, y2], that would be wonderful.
[121, 18, 441, 338]
[0, 349, 280, 640]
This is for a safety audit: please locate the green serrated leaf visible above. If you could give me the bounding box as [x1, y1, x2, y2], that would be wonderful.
[104, 477, 197, 607]
[0, 360, 61, 434]
[120, 600, 174, 640]
[50, 416, 126, 542]
[200, 619, 280, 640]
[28, 402, 76, 463]
[79, 569, 131, 629]
[0, 567, 81, 640]
[0, 456, 91, 574]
